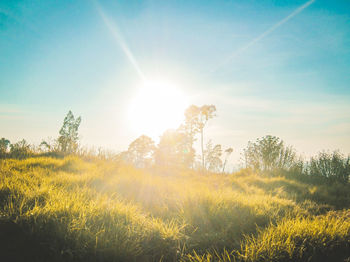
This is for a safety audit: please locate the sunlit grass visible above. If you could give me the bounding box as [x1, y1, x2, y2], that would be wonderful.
[184, 212, 350, 262]
[240, 211, 350, 262]
[0, 156, 349, 261]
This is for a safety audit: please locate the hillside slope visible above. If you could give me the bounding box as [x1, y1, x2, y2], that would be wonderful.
[0, 156, 349, 262]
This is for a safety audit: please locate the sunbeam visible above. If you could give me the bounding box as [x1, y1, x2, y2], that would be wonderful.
[213, 0, 315, 72]
[95, 2, 146, 81]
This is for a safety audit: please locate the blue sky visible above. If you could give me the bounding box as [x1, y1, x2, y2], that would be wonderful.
[1, 0, 350, 167]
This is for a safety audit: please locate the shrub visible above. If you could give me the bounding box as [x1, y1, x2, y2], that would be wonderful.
[9, 139, 33, 159]
[308, 151, 350, 184]
[243, 136, 298, 173]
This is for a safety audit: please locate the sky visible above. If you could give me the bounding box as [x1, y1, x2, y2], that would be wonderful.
[1, 0, 350, 168]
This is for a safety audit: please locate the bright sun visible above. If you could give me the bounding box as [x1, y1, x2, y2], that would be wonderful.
[128, 80, 189, 138]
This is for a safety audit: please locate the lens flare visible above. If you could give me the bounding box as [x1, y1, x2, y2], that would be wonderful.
[128, 80, 189, 138]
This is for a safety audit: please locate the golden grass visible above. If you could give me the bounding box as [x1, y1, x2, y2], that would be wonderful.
[0, 156, 349, 261]
[240, 211, 350, 262]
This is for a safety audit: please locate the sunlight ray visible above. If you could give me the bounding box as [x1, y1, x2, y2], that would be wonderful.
[213, 0, 315, 72]
[95, 2, 146, 81]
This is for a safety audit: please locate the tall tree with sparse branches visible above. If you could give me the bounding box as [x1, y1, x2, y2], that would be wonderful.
[58, 110, 81, 154]
[204, 140, 222, 172]
[184, 104, 216, 169]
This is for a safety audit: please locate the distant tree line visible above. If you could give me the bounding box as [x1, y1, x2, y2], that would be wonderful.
[1, 107, 349, 184]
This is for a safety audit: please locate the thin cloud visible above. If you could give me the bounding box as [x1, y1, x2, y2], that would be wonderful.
[213, 0, 315, 72]
[0, 104, 25, 114]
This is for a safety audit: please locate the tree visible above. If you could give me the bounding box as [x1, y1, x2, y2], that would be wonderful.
[182, 106, 200, 167]
[127, 135, 155, 168]
[0, 138, 10, 158]
[183, 105, 216, 169]
[222, 147, 233, 173]
[204, 140, 222, 172]
[243, 135, 296, 173]
[58, 110, 81, 153]
[154, 129, 192, 168]
[198, 105, 216, 169]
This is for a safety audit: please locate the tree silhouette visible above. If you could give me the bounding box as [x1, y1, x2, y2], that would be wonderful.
[58, 110, 81, 153]
[154, 129, 192, 167]
[182, 106, 200, 168]
[204, 140, 222, 172]
[127, 135, 155, 168]
[184, 105, 216, 169]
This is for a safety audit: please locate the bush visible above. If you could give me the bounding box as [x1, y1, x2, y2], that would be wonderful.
[243, 136, 298, 173]
[9, 139, 33, 159]
[308, 151, 350, 184]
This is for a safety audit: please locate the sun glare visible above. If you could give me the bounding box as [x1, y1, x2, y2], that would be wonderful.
[128, 80, 189, 138]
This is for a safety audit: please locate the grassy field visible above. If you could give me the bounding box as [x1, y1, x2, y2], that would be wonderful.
[0, 156, 349, 262]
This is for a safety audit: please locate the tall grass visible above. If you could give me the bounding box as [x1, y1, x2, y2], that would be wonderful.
[241, 211, 350, 262]
[184, 212, 350, 262]
[0, 156, 349, 261]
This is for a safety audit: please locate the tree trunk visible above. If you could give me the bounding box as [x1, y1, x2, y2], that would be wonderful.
[189, 125, 194, 169]
[201, 128, 204, 169]
[222, 159, 227, 173]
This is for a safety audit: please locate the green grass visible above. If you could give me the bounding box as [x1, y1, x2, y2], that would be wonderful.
[0, 156, 349, 261]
